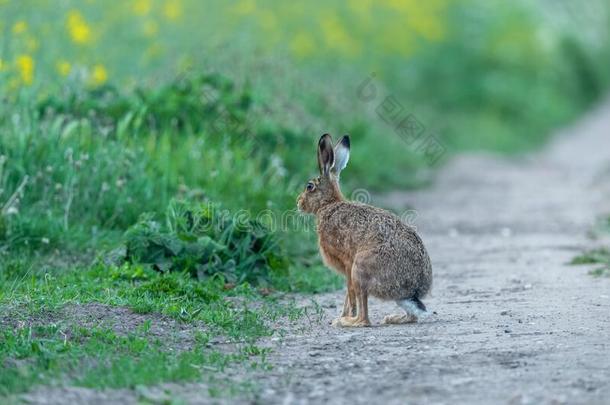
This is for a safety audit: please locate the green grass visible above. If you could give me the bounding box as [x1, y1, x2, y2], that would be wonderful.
[0, 261, 327, 397]
[1, 263, 307, 341]
[571, 248, 610, 277]
[0, 324, 264, 397]
[571, 216, 610, 278]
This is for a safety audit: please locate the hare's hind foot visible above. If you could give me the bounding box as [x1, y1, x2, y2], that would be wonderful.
[332, 316, 371, 328]
[382, 313, 418, 325]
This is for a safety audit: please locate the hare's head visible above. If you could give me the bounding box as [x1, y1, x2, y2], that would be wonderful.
[297, 134, 350, 214]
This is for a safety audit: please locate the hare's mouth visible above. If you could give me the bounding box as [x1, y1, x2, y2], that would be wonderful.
[296, 196, 306, 212]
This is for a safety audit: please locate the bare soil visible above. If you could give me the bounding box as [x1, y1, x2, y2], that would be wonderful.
[0, 302, 206, 351]
[17, 101, 610, 404]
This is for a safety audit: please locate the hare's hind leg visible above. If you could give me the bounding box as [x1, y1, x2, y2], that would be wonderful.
[382, 312, 417, 325]
[382, 297, 427, 325]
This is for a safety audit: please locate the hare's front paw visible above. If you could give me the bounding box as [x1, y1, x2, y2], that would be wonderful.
[332, 316, 370, 327]
[349, 319, 371, 327]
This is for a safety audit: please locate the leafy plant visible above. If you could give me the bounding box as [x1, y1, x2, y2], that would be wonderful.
[124, 200, 288, 285]
[36, 72, 253, 137]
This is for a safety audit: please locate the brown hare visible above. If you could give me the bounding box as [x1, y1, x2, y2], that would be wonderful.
[297, 134, 433, 327]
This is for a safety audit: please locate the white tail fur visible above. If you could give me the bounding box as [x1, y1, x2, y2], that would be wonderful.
[397, 298, 429, 319]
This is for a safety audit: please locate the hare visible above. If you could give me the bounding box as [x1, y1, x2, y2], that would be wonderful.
[297, 134, 433, 327]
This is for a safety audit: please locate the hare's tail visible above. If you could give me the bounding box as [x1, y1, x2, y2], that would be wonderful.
[397, 296, 429, 319]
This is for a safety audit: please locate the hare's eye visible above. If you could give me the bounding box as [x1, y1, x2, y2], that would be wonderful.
[306, 182, 315, 192]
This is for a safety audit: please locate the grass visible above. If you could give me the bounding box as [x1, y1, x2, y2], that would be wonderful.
[0, 261, 326, 397]
[571, 216, 610, 278]
[0, 324, 264, 397]
[571, 248, 610, 277]
[1, 263, 309, 341]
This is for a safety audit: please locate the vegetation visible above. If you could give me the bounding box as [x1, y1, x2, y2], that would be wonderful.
[124, 200, 288, 285]
[1, 0, 609, 399]
[571, 216, 610, 277]
[571, 247, 610, 277]
[0, 262, 320, 396]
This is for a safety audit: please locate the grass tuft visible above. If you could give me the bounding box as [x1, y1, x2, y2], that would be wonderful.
[570, 248, 610, 277]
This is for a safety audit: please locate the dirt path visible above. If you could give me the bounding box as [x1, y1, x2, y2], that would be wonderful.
[16, 102, 610, 405]
[244, 101, 610, 404]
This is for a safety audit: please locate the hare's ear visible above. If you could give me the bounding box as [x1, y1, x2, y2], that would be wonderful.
[317, 133, 335, 177]
[331, 135, 350, 178]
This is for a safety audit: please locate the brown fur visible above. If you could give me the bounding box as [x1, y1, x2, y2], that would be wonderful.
[297, 134, 433, 327]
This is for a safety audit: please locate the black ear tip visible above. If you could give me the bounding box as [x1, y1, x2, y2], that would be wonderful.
[341, 135, 350, 148]
[319, 133, 332, 145]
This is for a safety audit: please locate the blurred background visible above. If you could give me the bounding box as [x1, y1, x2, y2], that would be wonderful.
[1, 1, 610, 397]
[0, 0, 609, 287]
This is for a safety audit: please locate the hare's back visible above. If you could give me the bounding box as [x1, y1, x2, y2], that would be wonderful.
[353, 204, 433, 300]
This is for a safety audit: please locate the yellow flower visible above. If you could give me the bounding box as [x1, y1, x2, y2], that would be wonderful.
[144, 42, 164, 60]
[133, 0, 151, 16]
[143, 19, 158, 37]
[16, 54, 34, 85]
[381, 0, 446, 41]
[8, 77, 20, 91]
[348, 0, 373, 16]
[290, 32, 316, 58]
[91, 64, 108, 85]
[25, 36, 39, 51]
[163, 0, 182, 20]
[257, 10, 277, 31]
[67, 10, 92, 44]
[231, 0, 256, 15]
[380, 23, 415, 56]
[56, 60, 71, 76]
[12, 20, 28, 34]
[0, 58, 4, 71]
[321, 12, 360, 56]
